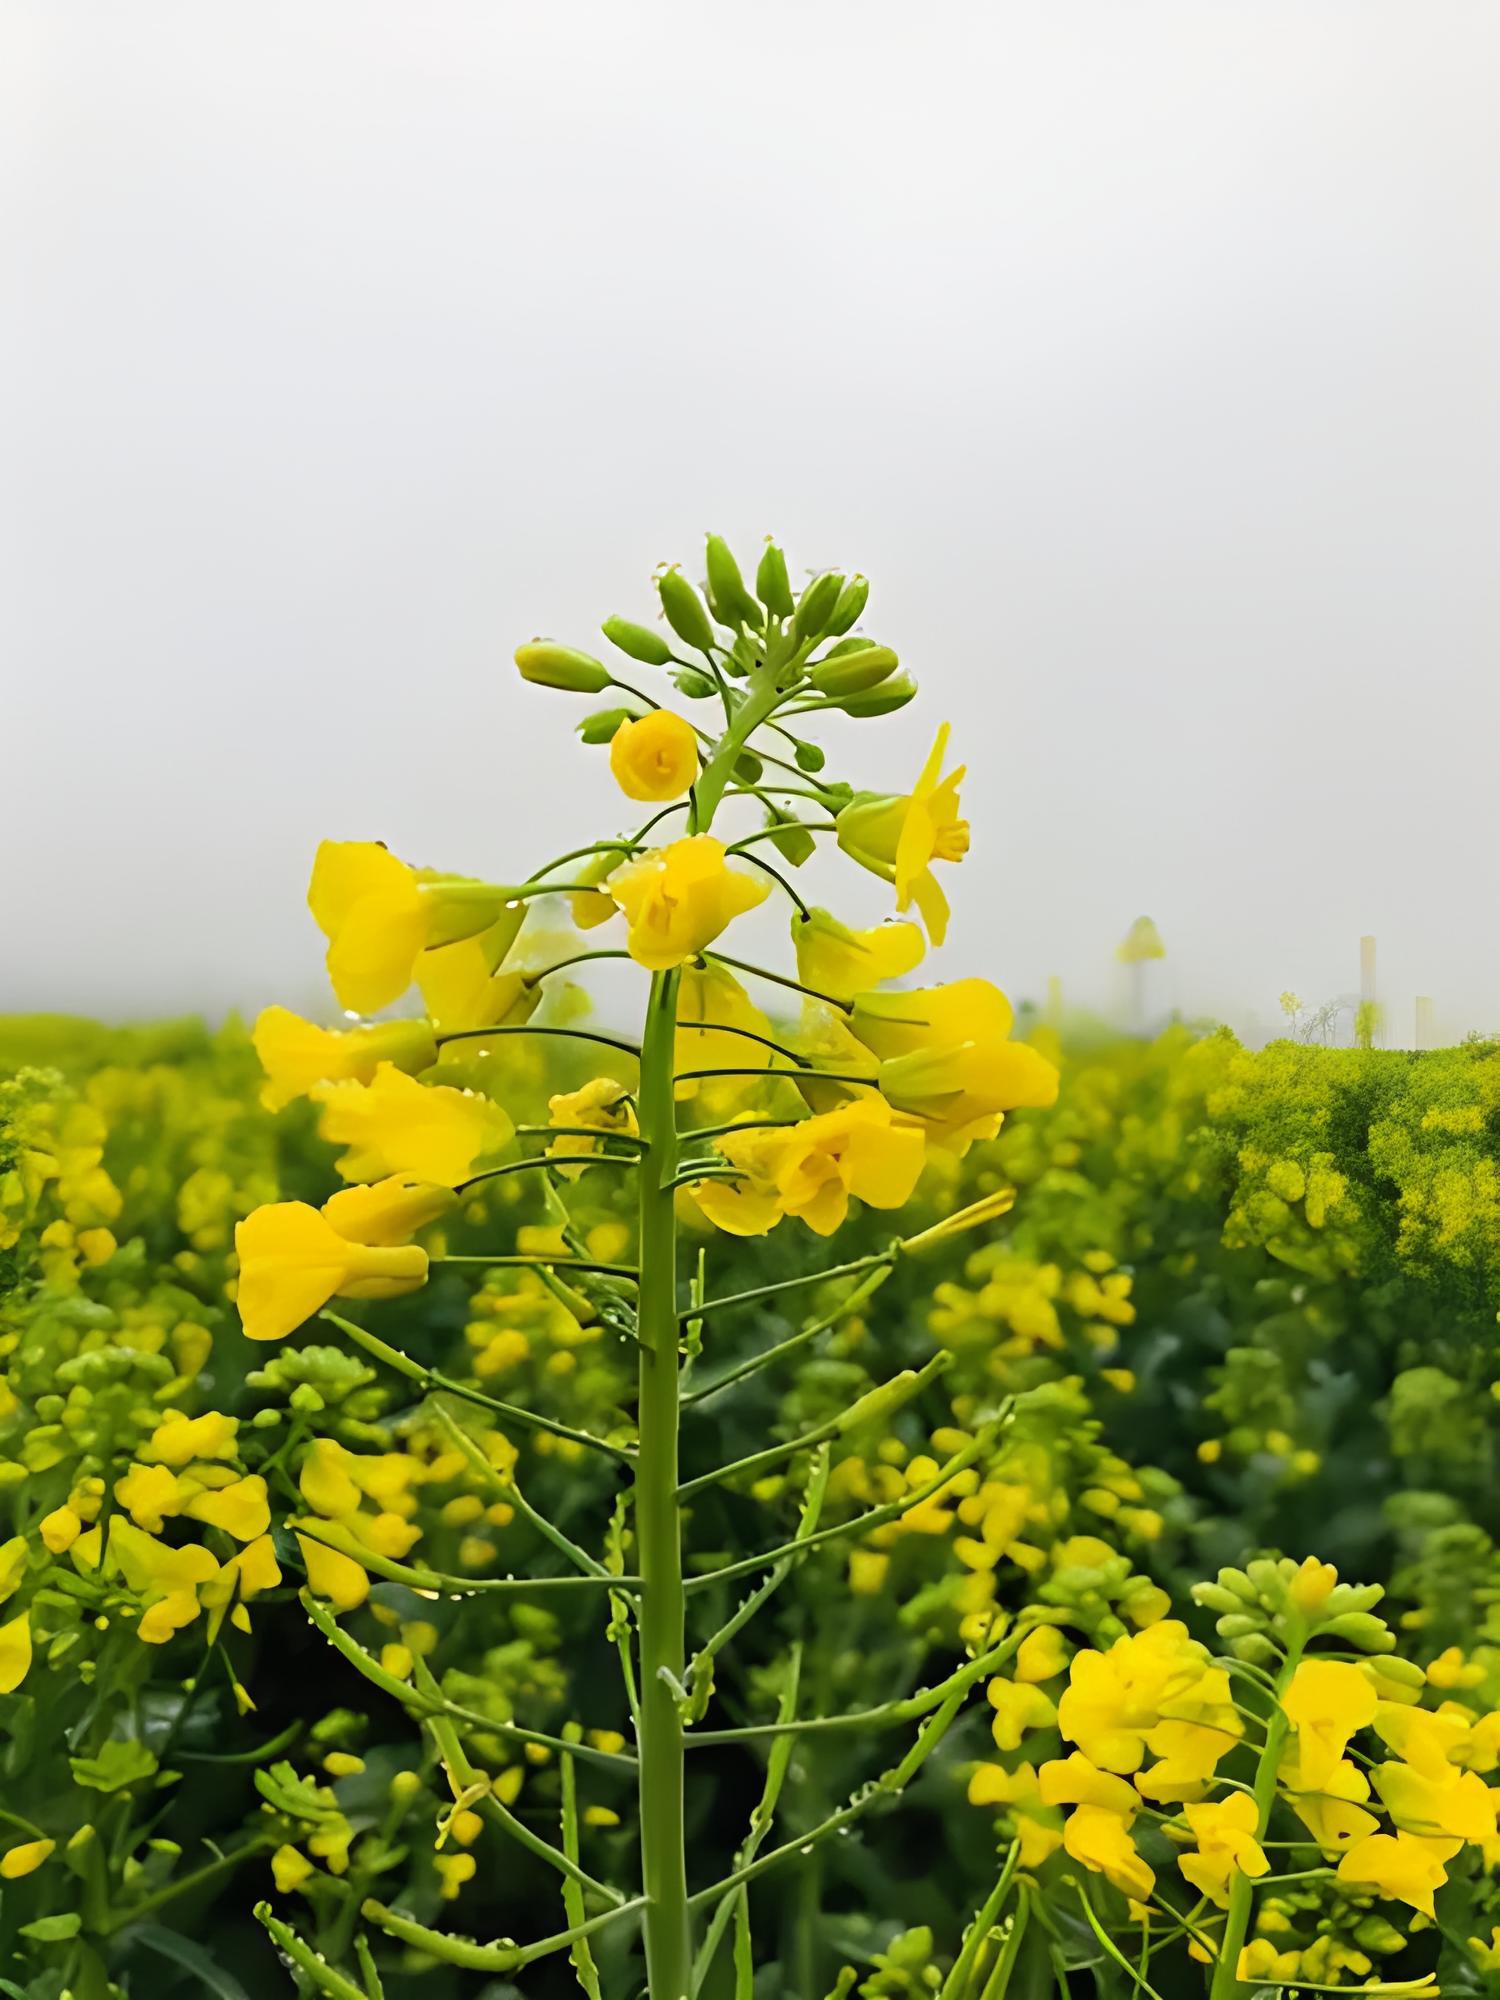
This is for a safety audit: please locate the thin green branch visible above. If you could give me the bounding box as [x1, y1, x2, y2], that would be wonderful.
[323, 1311, 636, 1465]
[677, 1350, 953, 1498]
[428, 1400, 610, 1580]
[678, 1251, 895, 1322]
[298, 1591, 635, 1772]
[686, 1419, 1002, 1593]
[681, 1263, 896, 1406]
[436, 1023, 642, 1057]
[293, 1518, 635, 1596]
[361, 1894, 649, 1975]
[699, 949, 851, 1011]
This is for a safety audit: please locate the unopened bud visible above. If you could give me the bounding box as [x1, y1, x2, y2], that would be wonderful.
[1190, 1583, 1246, 1615]
[824, 573, 869, 636]
[602, 615, 673, 666]
[657, 567, 718, 653]
[1320, 1612, 1394, 1651]
[809, 642, 900, 697]
[835, 673, 917, 717]
[792, 571, 845, 644]
[793, 738, 825, 773]
[756, 539, 794, 618]
[704, 535, 762, 630]
[1231, 1634, 1278, 1664]
[1215, 1613, 1264, 1640]
[515, 642, 611, 694]
[1365, 1654, 1426, 1689]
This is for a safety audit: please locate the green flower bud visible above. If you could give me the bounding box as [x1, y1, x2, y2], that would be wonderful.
[578, 706, 637, 745]
[671, 666, 719, 700]
[601, 615, 673, 666]
[1230, 1634, 1278, 1664]
[792, 738, 825, 773]
[1352, 1915, 1406, 1954]
[1246, 1558, 1284, 1599]
[1325, 1582, 1385, 1617]
[1214, 1613, 1265, 1640]
[834, 673, 917, 717]
[756, 540, 794, 618]
[704, 535, 762, 630]
[1214, 1567, 1258, 1602]
[1366, 1654, 1426, 1689]
[1319, 1612, 1395, 1651]
[1191, 1583, 1247, 1615]
[732, 750, 764, 785]
[824, 573, 869, 637]
[515, 642, 612, 694]
[792, 571, 845, 644]
[657, 567, 718, 653]
[809, 643, 900, 697]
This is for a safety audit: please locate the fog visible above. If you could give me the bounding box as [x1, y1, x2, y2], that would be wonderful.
[5, 2, 1497, 1043]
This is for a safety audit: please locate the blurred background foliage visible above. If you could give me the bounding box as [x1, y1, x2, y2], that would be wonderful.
[2, 1013, 1497, 1997]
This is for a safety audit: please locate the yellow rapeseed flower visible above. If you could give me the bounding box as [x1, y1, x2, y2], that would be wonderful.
[693, 1097, 925, 1238]
[606, 836, 768, 971]
[835, 724, 969, 943]
[313, 1064, 511, 1187]
[850, 981, 1060, 1154]
[0, 1610, 32, 1694]
[609, 710, 700, 801]
[235, 1201, 430, 1342]
[1281, 1659, 1378, 1791]
[791, 907, 925, 1001]
[252, 1007, 437, 1113]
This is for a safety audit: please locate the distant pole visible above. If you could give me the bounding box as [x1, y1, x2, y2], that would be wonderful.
[1358, 935, 1381, 1048]
[1414, 996, 1434, 1050]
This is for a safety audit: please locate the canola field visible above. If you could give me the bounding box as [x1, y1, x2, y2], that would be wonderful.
[3, 537, 1499, 2000]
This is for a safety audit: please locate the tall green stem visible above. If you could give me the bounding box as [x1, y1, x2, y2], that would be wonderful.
[1208, 1637, 1301, 2000]
[636, 966, 691, 1997]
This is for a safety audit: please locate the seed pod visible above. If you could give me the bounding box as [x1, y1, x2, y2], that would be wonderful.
[601, 616, 674, 667]
[824, 573, 869, 637]
[835, 673, 917, 718]
[756, 540, 795, 619]
[809, 644, 899, 697]
[514, 642, 612, 694]
[657, 567, 718, 653]
[704, 535, 762, 630]
[792, 571, 845, 644]
[577, 706, 636, 744]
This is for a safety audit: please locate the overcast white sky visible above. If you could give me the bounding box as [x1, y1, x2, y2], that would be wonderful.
[4, 3, 1497, 1043]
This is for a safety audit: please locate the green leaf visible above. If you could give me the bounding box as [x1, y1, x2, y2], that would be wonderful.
[129, 1924, 254, 2000]
[70, 1737, 159, 1793]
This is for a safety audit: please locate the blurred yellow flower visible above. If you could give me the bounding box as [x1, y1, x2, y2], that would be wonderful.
[0, 1610, 32, 1694]
[0, 1838, 54, 1880]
